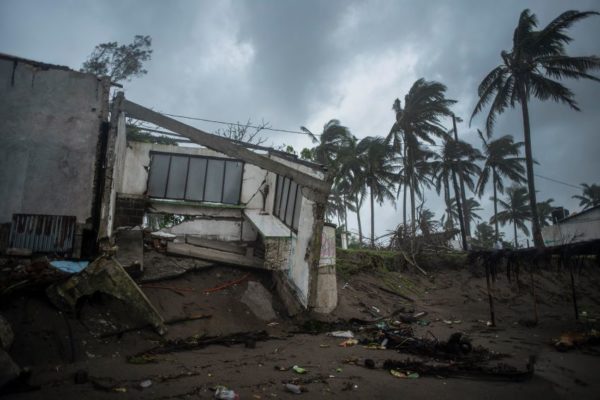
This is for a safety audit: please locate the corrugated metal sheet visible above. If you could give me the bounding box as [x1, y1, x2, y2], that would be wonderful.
[9, 214, 76, 254]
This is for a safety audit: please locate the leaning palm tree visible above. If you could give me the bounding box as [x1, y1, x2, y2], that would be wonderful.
[388, 79, 456, 234]
[490, 186, 532, 248]
[470, 9, 600, 248]
[476, 130, 527, 240]
[356, 136, 399, 247]
[301, 119, 354, 172]
[536, 198, 555, 227]
[572, 183, 600, 210]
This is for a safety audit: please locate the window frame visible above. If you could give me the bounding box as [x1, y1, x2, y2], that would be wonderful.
[147, 151, 245, 205]
[272, 174, 302, 232]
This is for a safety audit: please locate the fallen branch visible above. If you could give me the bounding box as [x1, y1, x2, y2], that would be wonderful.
[375, 285, 415, 303]
[204, 273, 250, 293]
[131, 330, 275, 357]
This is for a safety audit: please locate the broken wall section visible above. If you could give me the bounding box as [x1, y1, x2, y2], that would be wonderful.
[0, 54, 110, 256]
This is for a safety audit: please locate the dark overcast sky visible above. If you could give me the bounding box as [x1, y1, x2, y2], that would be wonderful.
[1, 0, 599, 244]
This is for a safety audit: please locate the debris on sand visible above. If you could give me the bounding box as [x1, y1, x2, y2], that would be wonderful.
[554, 329, 600, 352]
[130, 330, 274, 359]
[383, 356, 535, 382]
[46, 256, 166, 335]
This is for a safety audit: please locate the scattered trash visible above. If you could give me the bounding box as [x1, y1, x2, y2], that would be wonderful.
[214, 386, 239, 399]
[390, 369, 420, 379]
[554, 329, 600, 352]
[284, 383, 303, 394]
[267, 322, 279, 327]
[371, 306, 380, 314]
[417, 320, 430, 326]
[113, 387, 127, 393]
[49, 260, 89, 274]
[327, 330, 354, 339]
[292, 365, 307, 374]
[319, 344, 330, 348]
[339, 339, 359, 347]
[139, 379, 153, 389]
[443, 319, 462, 325]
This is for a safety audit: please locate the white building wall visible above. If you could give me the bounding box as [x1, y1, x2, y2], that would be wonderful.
[542, 208, 600, 246]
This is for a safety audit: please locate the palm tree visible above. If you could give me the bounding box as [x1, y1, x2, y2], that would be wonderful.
[399, 140, 435, 233]
[302, 119, 360, 243]
[301, 119, 354, 172]
[476, 130, 526, 240]
[536, 198, 555, 227]
[470, 9, 600, 248]
[490, 186, 532, 248]
[431, 135, 482, 248]
[337, 137, 366, 246]
[356, 136, 399, 247]
[388, 79, 456, 233]
[572, 183, 600, 210]
[443, 197, 483, 235]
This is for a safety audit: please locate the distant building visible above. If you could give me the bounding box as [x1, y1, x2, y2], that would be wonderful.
[541, 205, 600, 246]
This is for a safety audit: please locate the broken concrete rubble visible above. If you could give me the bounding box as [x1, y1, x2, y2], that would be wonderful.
[241, 281, 278, 321]
[46, 257, 166, 335]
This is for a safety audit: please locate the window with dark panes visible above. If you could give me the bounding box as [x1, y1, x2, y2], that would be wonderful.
[273, 174, 303, 231]
[147, 152, 243, 205]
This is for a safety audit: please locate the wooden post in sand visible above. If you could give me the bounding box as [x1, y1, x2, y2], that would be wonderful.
[484, 262, 496, 327]
[529, 264, 539, 325]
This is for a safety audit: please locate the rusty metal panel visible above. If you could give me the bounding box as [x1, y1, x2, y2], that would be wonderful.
[9, 214, 76, 255]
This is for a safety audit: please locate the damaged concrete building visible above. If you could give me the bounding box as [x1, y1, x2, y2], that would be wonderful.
[0, 53, 337, 315]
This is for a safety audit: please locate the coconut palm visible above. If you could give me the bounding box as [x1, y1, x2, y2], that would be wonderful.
[476, 130, 526, 240]
[470, 9, 600, 248]
[337, 136, 367, 245]
[356, 136, 399, 247]
[431, 135, 482, 247]
[301, 119, 354, 171]
[399, 140, 435, 232]
[536, 198, 555, 227]
[388, 79, 456, 233]
[490, 186, 532, 248]
[572, 183, 600, 210]
[442, 197, 483, 235]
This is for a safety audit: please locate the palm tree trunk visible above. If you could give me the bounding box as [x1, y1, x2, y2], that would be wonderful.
[492, 169, 500, 241]
[410, 176, 416, 235]
[519, 83, 544, 248]
[343, 195, 349, 246]
[403, 179, 407, 228]
[402, 145, 408, 231]
[451, 171, 468, 250]
[355, 194, 363, 246]
[460, 178, 470, 236]
[452, 115, 471, 237]
[409, 147, 416, 235]
[513, 222, 518, 248]
[370, 188, 375, 247]
[444, 175, 453, 229]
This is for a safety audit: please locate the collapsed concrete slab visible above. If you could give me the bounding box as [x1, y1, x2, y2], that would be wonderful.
[46, 257, 166, 335]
